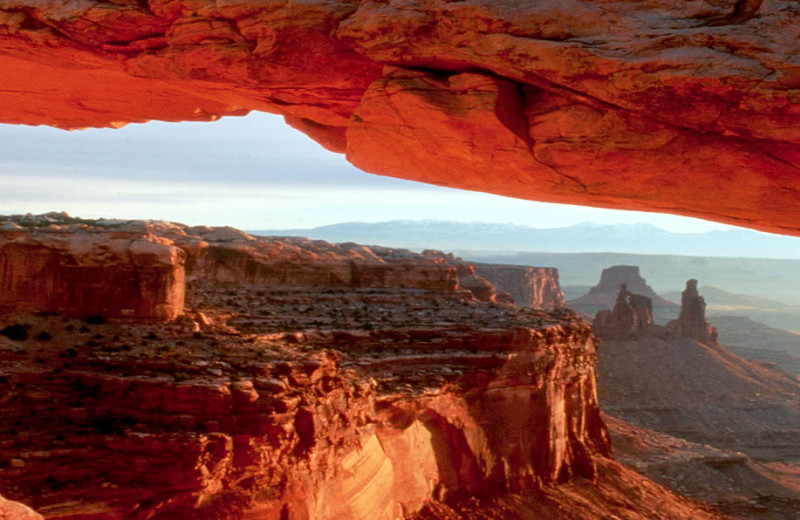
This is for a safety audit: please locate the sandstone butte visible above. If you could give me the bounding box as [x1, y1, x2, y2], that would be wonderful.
[1, 1, 800, 235]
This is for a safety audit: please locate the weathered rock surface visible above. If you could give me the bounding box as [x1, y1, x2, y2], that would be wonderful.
[0, 228, 185, 321]
[473, 264, 565, 310]
[0, 285, 612, 519]
[2, 2, 800, 234]
[0, 494, 42, 520]
[0, 217, 733, 520]
[0, 214, 570, 319]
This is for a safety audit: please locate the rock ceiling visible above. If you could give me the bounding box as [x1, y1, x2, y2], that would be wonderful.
[1, 0, 800, 234]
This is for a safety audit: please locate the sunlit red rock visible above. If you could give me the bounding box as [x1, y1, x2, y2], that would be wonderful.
[0, 216, 734, 520]
[2, 2, 800, 234]
[0, 494, 41, 520]
[0, 230, 185, 320]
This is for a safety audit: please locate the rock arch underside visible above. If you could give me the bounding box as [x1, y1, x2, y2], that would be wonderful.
[2, 0, 800, 235]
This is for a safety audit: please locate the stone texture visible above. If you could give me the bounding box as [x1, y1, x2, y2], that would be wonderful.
[2, 2, 800, 234]
[0, 494, 41, 520]
[0, 281, 611, 519]
[0, 230, 185, 321]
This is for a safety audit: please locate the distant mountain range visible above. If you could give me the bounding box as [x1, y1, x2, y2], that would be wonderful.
[250, 220, 800, 259]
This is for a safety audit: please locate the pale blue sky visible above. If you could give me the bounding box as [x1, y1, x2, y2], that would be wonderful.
[0, 111, 736, 232]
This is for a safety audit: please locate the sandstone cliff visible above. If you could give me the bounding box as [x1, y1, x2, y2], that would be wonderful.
[0, 217, 731, 520]
[0, 229, 184, 321]
[3, 1, 800, 234]
[473, 264, 565, 310]
[0, 214, 572, 318]
[0, 288, 615, 519]
[0, 494, 41, 520]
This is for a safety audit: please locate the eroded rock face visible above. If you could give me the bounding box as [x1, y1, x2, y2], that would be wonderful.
[473, 264, 565, 310]
[593, 284, 656, 340]
[0, 230, 185, 321]
[0, 285, 609, 519]
[2, 1, 800, 234]
[0, 494, 41, 520]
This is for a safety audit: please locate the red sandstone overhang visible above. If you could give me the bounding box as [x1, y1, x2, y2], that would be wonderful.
[2, 0, 799, 235]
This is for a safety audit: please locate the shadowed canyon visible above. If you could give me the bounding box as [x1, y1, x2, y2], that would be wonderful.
[4, 1, 800, 518]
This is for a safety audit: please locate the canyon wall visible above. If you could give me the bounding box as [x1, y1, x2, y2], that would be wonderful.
[0, 217, 571, 322]
[473, 264, 564, 310]
[3, 1, 800, 234]
[182, 238, 460, 294]
[0, 305, 609, 519]
[0, 230, 185, 320]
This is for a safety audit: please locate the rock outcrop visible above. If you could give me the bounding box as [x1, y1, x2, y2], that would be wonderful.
[0, 216, 735, 520]
[666, 279, 718, 344]
[473, 264, 565, 310]
[0, 214, 570, 311]
[593, 284, 656, 340]
[2, 2, 800, 234]
[0, 229, 185, 321]
[570, 265, 678, 322]
[0, 494, 41, 520]
[0, 279, 613, 519]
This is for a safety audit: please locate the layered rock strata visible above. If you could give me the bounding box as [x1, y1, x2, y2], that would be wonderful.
[0, 288, 611, 519]
[0, 229, 185, 321]
[0, 214, 566, 310]
[3, 2, 800, 234]
[473, 264, 565, 310]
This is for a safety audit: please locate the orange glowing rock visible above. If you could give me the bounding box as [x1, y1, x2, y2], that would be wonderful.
[2, 1, 800, 234]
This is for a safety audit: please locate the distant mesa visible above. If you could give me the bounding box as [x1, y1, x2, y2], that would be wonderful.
[593, 277, 718, 345]
[569, 265, 678, 322]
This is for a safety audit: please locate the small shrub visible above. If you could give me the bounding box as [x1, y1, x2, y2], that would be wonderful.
[36, 331, 52, 342]
[85, 315, 105, 325]
[0, 324, 29, 341]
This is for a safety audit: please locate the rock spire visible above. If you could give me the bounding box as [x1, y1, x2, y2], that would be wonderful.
[666, 279, 718, 344]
